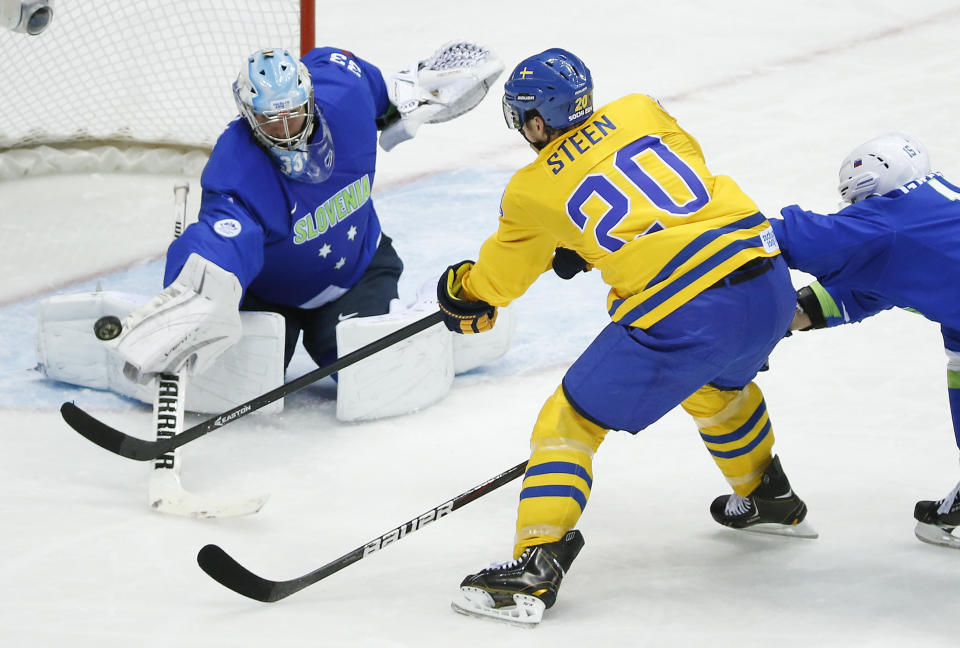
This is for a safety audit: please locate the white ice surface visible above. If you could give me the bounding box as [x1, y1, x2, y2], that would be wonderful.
[3, 2, 960, 646]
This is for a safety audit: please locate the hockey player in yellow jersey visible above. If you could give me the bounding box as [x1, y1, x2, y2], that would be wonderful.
[442, 49, 816, 626]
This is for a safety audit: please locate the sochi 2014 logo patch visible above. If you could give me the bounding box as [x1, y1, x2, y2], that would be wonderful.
[213, 219, 242, 238]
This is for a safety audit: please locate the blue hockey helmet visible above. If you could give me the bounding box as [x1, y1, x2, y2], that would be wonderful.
[234, 48, 334, 182]
[502, 48, 593, 131]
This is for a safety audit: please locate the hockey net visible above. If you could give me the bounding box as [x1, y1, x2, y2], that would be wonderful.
[0, 0, 314, 179]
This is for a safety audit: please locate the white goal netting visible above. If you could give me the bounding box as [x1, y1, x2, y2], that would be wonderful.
[0, 0, 304, 178]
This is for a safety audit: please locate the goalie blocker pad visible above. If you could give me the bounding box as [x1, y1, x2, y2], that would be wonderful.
[109, 253, 243, 379]
[336, 299, 515, 422]
[36, 290, 285, 414]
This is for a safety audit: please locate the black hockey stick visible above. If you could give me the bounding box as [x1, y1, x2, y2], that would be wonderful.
[61, 311, 444, 461]
[197, 460, 528, 602]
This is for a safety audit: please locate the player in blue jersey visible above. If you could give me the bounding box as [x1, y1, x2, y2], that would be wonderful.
[439, 49, 816, 626]
[773, 132, 960, 549]
[104, 44, 502, 382]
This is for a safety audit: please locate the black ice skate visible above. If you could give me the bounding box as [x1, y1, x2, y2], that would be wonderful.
[914, 481, 960, 549]
[710, 455, 818, 539]
[451, 529, 584, 626]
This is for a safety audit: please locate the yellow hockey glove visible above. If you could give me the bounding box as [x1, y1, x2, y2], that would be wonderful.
[437, 260, 498, 334]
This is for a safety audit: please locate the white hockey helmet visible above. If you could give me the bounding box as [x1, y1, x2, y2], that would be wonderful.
[837, 132, 930, 204]
[233, 48, 315, 150]
[233, 48, 335, 182]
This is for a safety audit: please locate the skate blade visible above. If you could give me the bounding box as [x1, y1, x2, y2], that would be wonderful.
[738, 519, 819, 539]
[915, 521, 960, 549]
[451, 587, 545, 627]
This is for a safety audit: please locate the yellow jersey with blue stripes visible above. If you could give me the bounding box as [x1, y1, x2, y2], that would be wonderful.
[462, 93, 780, 328]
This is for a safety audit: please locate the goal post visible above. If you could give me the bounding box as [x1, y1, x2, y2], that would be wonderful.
[0, 0, 315, 179]
[300, 0, 315, 68]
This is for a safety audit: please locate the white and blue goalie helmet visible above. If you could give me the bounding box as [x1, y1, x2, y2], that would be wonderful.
[838, 132, 930, 204]
[233, 48, 334, 182]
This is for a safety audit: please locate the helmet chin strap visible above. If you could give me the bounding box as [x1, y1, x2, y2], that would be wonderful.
[522, 129, 548, 151]
[519, 115, 553, 151]
[303, 113, 318, 145]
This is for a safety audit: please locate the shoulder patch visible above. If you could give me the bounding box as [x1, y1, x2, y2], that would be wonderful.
[213, 219, 242, 238]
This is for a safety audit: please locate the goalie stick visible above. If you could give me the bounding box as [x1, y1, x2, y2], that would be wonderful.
[149, 371, 269, 518]
[197, 460, 527, 602]
[148, 182, 268, 518]
[61, 310, 444, 460]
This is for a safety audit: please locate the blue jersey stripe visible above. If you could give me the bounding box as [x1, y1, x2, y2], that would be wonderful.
[707, 420, 772, 459]
[524, 461, 594, 488]
[700, 401, 767, 444]
[519, 485, 588, 511]
[647, 212, 767, 288]
[615, 235, 765, 325]
[606, 213, 769, 317]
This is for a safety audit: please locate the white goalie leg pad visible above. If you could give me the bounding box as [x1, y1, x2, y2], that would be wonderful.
[110, 253, 243, 380]
[36, 290, 285, 414]
[187, 310, 285, 414]
[36, 290, 155, 402]
[335, 281, 516, 421]
[407, 279, 516, 374]
[453, 304, 515, 374]
[335, 300, 453, 422]
[380, 41, 504, 151]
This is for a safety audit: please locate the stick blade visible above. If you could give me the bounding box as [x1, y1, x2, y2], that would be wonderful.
[60, 402, 160, 461]
[152, 492, 269, 519]
[149, 471, 269, 519]
[197, 544, 282, 602]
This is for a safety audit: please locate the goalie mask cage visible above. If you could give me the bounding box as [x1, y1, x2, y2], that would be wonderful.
[0, 0, 315, 179]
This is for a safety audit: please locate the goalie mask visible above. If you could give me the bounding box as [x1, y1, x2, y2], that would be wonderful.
[838, 132, 930, 204]
[233, 48, 334, 183]
[502, 48, 593, 131]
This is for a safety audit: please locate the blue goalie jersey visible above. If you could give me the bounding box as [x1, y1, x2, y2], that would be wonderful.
[771, 172, 960, 447]
[164, 47, 391, 309]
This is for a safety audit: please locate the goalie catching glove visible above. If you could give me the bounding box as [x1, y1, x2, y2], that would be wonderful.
[437, 261, 497, 334]
[379, 41, 504, 151]
[107, 253, 243, 382]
